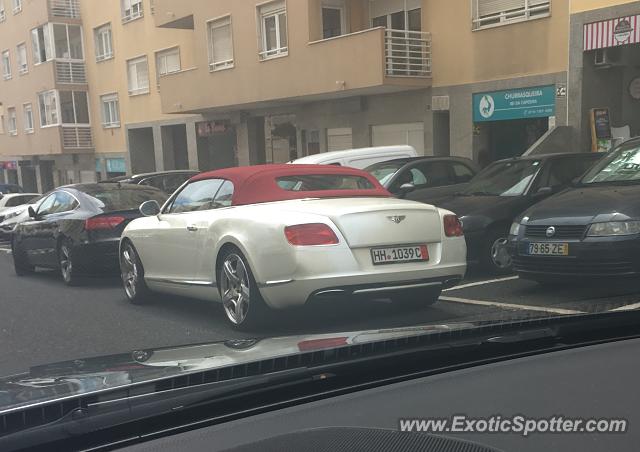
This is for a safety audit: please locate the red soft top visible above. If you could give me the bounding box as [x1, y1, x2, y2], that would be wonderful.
[190, 164, 391, 206]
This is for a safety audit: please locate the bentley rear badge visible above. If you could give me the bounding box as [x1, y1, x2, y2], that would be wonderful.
[387, 216, 406, 224]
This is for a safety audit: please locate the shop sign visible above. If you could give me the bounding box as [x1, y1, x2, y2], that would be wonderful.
[197, 121, 232, 137]
[0, 161, 17, 170]
[473, 85, 556, 122]
[583, 15, 640, 51]
[106, 158, 126, 173]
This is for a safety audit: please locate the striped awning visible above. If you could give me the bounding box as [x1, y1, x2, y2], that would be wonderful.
[583, 14, 640, 51]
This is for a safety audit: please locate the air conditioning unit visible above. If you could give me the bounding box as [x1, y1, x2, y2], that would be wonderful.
[594, 48, 624, 68]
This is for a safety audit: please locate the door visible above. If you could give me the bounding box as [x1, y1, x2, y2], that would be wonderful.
[327, 128, 353, 152]
[142, 178, 225, 282]
[372, 123, 424, 154]
[22, 191, 78, 267]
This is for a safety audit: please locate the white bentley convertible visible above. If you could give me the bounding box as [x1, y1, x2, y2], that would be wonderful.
[120, 165, 467, 329]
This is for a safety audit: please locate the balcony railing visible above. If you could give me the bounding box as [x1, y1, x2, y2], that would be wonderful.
[55, 61, 86, 84]
[62, 126, 93, 149]
[50, 0, 80, 18]
[384, 29, 432, 78]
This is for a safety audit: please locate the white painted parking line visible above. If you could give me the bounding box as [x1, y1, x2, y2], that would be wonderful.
[439, 295, 585, 315]
[443, 276, 519, 292]
[609, 302, 640, 312]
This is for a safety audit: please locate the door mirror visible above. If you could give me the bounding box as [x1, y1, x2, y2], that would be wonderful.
[139, 200, 161, 217]
[28, 206, 37, 219]
[397, 183, 416, 199]
[534, 186, 553, 198]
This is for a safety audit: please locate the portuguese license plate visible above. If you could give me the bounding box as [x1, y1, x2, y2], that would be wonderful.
[371, 245, 429, 265]
[527, 242, 569, 256]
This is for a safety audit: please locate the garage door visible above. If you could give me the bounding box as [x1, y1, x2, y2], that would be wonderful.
[372, 123, 424, 154]
[327, 128, 353, 152]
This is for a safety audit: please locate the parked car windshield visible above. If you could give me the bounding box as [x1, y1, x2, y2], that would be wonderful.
[462, 160, 541, 196]
[82, 187, 169, 211]
[581, 142, 640, 185]
[365, 161, 407, 186]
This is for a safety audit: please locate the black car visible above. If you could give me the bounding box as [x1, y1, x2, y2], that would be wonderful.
[365, 156, 480, 200]
[509, 138, 640, 282]
[12, 183, 168, 285]
[105, 170, 200, 195]
[436, 152, 604, 273]
[0, 183, 23, 194]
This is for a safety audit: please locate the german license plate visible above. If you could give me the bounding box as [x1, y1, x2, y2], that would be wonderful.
[371, 245, 429, 265]
[527, 242, 569, 256]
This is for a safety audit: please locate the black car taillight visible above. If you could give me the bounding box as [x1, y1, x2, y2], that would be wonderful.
[85, 216, 125, 231]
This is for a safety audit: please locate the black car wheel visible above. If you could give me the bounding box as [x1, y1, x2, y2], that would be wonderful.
[120, 241, 150, 304]
[218, 247, 269, 331]
[12, 238, 34, 276]
[58, 239, 80, 286]
[392, 287, 441, 308]
[482, 230, 513, 274]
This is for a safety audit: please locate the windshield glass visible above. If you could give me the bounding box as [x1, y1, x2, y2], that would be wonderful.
[463, 160, 541, 196]
[364, 161, 406, 186]
[581, 142, 640, 185]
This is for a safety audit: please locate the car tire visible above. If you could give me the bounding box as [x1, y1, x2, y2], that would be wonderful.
[12, 238, 34, 276]
[58, 239, 81, 286]
[392, 287, 441, 308]
[482, 230, 513, 275]
[120, 241, 151, 305]
[218, 247, 270, 331]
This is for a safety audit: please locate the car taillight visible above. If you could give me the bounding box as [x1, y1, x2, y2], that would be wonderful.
[284, 223, 339, 246]
[444, 215, 464, 237]
[85, 216, 126, 231]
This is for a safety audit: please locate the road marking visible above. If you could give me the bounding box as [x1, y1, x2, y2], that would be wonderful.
[439, 295, 585, 315]
[609, 302, 640, 312]
[444, 276, 519, 292]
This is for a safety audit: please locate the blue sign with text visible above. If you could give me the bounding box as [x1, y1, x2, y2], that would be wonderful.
[473, 85, 556, 122]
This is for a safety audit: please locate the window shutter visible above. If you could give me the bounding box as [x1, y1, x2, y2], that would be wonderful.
[165, 51, 180, 73]
[477, 0, 525, 16]
[212, 23, 232, 63]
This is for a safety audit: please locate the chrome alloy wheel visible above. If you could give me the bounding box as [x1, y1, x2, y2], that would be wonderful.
[221, 254, 251, 325]
[490, 237, 512, 270]
[59, 244, 73, 283]
[121, 244, 139, 299]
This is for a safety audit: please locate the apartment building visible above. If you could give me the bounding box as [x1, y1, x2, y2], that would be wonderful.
[0, 0, 92, 192]
[148, 0, 569, 168]
[80, 0, 202, 178]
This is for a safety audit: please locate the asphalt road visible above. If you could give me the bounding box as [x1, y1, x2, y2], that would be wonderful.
[1, 243, 640, 377]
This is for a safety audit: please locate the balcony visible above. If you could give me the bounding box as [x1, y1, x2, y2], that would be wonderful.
[158, 26, 431, 115]
[55, 61, 86, 84]
[49, 0, 80, 19]
[62, 126, 93, 149]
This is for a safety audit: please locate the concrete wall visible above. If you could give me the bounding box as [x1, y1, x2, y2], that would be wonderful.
[571, 0, 639, 13]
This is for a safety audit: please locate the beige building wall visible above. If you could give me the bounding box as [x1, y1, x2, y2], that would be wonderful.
[426, 0, 570, 88]
[80, 0, 198, 156]
[570, 0, 639, 13]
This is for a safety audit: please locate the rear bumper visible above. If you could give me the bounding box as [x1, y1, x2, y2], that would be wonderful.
[72, 239, 120, 274]
[509, 235, 640, 279]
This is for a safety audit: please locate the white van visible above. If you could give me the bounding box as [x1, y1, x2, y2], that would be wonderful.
[290, 145, 418, 169]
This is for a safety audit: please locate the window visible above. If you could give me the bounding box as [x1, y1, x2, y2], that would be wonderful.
[392, 161, 453, 192]
[100, 93, 119, 128]
[5, 194, 37, 207]
[53, 23, 83, 60]
[213, 180, 234, 207]
[38, 90, 59, 126]
[32, 25, 53, 64]
[16, 43, 27, 74]
[258, 1, 288, 60]
[451, 162, 476, 184]
[94, 23, 113, 61]
[7, 107, 16, 135]
[322, 0, 346, 39]
[168, 179, 225, 213]
[59, 91, 89, 124]
[472, 0, 551, 30]
[208, 16, 234, 71]
[23, 103, 33, 132]
[2, 50, 10, 80]
[38, 191, 78, 215]
[156, 47, 180, 81]
[276, 175, 375, 191]
[127, 56, 149, 95]
[11, 0, 20, 14]
[0, 1, 6, 22]
[141, 173, 192, 194]
[122, 0, 143, 22]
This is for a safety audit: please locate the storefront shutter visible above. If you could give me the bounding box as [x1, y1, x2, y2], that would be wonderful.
[327, 128, 353, 152]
